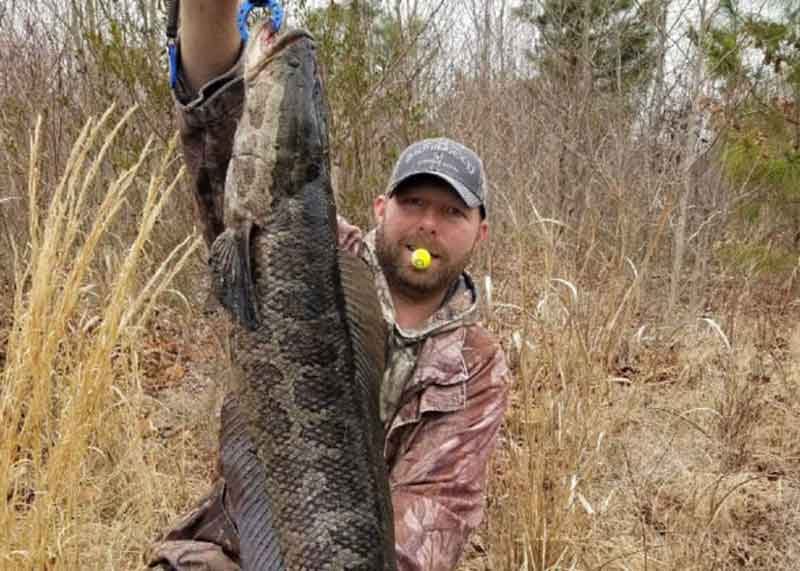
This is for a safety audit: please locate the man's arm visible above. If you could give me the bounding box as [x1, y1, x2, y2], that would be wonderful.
[389, 333, 509, 571]
[170, 2, 247, 248]
[179, 0, 241, 92]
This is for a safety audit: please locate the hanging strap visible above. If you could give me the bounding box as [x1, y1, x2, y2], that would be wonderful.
[166, 0, 180, 88]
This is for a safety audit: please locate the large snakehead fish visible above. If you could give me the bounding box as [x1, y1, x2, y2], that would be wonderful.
[209, 24, 397, 570]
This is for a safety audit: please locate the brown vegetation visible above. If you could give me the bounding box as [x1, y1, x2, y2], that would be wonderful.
[2, 1, 800, 570]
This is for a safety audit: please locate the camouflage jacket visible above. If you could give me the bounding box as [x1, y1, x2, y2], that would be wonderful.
[149, 43, 510, 571]
[355, 230, 510, 570]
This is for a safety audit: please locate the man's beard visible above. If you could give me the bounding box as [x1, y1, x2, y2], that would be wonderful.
[374, 224, 474, 302]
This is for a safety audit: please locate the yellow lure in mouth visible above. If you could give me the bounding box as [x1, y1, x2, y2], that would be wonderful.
[411, 248, 432, 270]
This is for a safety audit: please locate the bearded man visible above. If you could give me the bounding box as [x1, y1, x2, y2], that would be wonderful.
[150, 2, 510, 570]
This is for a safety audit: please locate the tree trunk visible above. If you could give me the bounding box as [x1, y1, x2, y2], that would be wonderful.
[652, 0, 669, 127]
[668, 0, 716, 316]
[575, 0, 594, 227]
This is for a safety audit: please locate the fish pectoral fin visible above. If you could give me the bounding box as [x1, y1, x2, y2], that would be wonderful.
[210, 226, 259, 330]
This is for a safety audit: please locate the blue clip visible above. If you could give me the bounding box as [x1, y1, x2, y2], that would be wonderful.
[238, 0, 284, 44]
[168, 40, 178, 89]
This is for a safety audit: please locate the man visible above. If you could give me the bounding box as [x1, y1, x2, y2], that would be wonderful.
[150, 2, 510, 570]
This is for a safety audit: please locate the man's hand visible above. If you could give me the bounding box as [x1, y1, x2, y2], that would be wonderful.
[337, 216, 363, 256]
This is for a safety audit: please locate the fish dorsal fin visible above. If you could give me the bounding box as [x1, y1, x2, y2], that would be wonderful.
[337, 247, 396, 563]
[337, 248, 386, 419]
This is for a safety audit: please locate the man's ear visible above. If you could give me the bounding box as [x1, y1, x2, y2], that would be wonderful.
[477, 219, 489, 244]
[373, 194, 387, 224]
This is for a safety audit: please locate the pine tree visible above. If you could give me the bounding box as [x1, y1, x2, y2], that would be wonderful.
[515, 0, 661, 94]
[705, 1, 800, 269]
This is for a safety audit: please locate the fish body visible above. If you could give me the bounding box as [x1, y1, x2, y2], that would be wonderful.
[210, 26, 396, 571]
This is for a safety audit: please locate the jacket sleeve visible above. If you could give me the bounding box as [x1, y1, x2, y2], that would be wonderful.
[388, 337, 509, 571]
[173, 41, 245, 248]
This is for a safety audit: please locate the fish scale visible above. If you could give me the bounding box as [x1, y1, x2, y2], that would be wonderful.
[210, 25, 396, 571]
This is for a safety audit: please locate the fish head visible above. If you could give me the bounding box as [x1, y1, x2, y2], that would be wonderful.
[213, 25, 334, 331]
[225, 25, 331, 227]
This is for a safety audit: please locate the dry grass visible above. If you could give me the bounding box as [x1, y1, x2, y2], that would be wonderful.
[454, 186, 800, 569]
[0, 109, 205, 570]
[2, 6, 800, 570]
[2, 109, 800, 570]
[461, 296, 800, 570]
[0, 112, 800, 571]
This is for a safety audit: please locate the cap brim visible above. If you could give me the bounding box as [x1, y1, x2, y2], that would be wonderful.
[388, 171, 482, 209]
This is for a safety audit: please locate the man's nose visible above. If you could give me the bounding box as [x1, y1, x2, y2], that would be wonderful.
[417, 208, 438, 234]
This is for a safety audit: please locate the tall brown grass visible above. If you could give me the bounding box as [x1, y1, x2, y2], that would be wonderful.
[0, 108, 203, 570]
[440, 79, 800, 571]
[462, 266, 800, 569]
[4, 101, 798, 569]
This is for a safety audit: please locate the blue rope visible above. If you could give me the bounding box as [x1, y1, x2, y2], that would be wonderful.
[166, 0, 179, 88]
[238, 0, 284, 44]
[168, 41, 178, 89]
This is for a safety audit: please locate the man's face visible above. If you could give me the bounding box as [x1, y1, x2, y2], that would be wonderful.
[373, 180, 488, 301]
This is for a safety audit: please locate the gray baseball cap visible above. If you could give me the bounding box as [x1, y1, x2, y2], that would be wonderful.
[386, 137, 487, 217]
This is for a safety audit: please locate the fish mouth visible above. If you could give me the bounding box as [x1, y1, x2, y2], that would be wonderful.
[245, 28, 316, 82]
